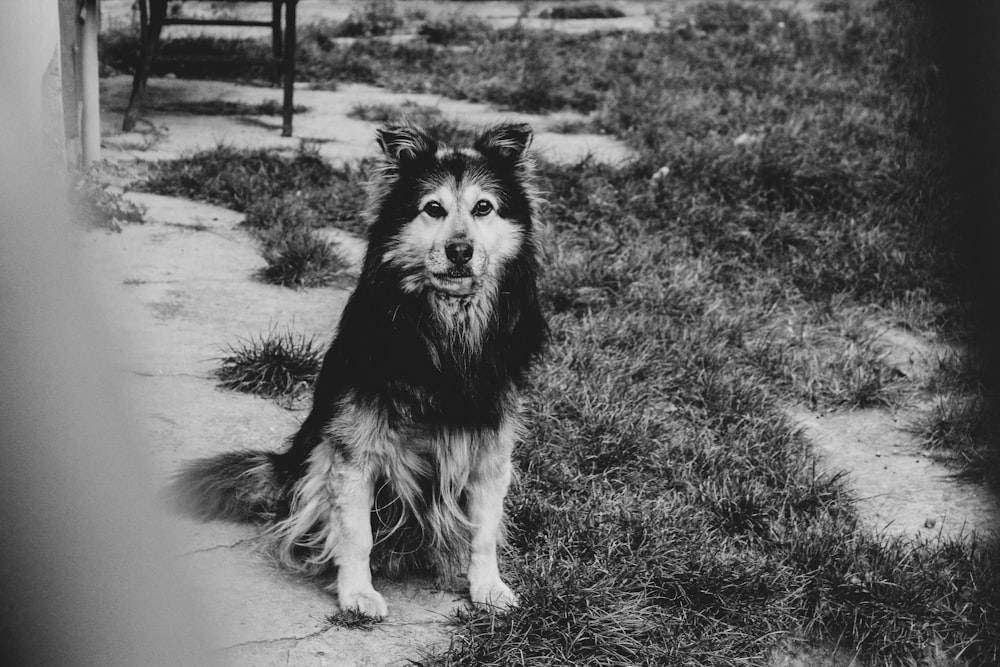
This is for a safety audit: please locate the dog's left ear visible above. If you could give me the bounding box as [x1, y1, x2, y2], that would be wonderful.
[474, 123, 533, 162]
[376, 124, 438, 164]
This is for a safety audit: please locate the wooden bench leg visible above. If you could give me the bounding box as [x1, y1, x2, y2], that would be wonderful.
[122, 0, 166, 132]
[281, 0, 297, 137]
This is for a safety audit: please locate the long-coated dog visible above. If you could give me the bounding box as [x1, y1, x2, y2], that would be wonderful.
[173, 122, 547, 618]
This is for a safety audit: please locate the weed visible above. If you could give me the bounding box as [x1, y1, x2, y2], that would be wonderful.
[215, 328, 322, 404]
[71, 171, 147, 232]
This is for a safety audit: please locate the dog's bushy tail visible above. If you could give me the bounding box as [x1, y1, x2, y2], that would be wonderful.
[169, 450, 287, 524]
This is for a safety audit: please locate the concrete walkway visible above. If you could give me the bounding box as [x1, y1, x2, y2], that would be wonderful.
[79, 192, 462, 666]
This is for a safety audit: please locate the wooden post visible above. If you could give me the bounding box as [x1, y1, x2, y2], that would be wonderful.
[79, 0, 101, 164]
[58, 0, 81, 170]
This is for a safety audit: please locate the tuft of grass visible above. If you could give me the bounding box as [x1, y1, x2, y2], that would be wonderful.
[257, 229, 350, 289]
[244, 191, 351, 289]
[215, 328, 322, 404]
[326, 608, 381, 631]
[538, 4, 626, 21]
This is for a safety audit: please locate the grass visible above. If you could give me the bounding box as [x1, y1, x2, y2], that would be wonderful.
[128, 0, 1000, 664]
[215, 328, 322, 404]
[538, 4, 627, 20]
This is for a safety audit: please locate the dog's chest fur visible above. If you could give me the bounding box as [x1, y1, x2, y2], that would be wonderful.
[429, 290, 495, 356]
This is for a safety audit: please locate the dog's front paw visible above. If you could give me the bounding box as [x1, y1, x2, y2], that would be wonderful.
[470, 580, 518, 611]
[339, 587, 388, 618]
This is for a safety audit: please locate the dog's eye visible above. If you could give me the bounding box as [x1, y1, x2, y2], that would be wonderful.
[472, 200, 494, 217]
[423, 201, 447, 219]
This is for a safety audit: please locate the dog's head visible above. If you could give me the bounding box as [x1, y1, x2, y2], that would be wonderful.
[367, 123, 539, 298]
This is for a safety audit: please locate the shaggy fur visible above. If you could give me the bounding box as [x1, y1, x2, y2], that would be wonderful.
[172, 122, 547, 617]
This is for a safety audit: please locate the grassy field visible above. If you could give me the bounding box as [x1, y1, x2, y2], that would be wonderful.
[107, 1, 1000, 664]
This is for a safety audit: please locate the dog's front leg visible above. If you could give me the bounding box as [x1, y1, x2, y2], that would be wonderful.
[466, 454, 518, 611]
[333, 467, 388, 618]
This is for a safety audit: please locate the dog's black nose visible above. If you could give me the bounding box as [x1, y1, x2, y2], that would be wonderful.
[445, 241, 474, 265]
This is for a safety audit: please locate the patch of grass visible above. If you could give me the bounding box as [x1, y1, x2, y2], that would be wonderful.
[100, 29, 275, 80]
[914, 394, 1000, 487]
[912, 354, 1000, 487]
[331, 0, 405, 38]
[216, 328, 322, 404]
[417, 14, 492, 45]
[749, 309, 908, 409]
[138, 143, 370, 234]
[538, 4, 626, 20]
[347, 101, 477, 145]
[141, 99, 310, 116]
[689, 0, 764, 34]
[545, 117, 603, 134]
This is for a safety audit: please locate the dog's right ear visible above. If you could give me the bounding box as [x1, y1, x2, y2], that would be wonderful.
[375, 125, 437, 164]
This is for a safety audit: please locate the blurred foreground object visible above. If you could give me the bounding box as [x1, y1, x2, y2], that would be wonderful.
[0, 26, 215, 665]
